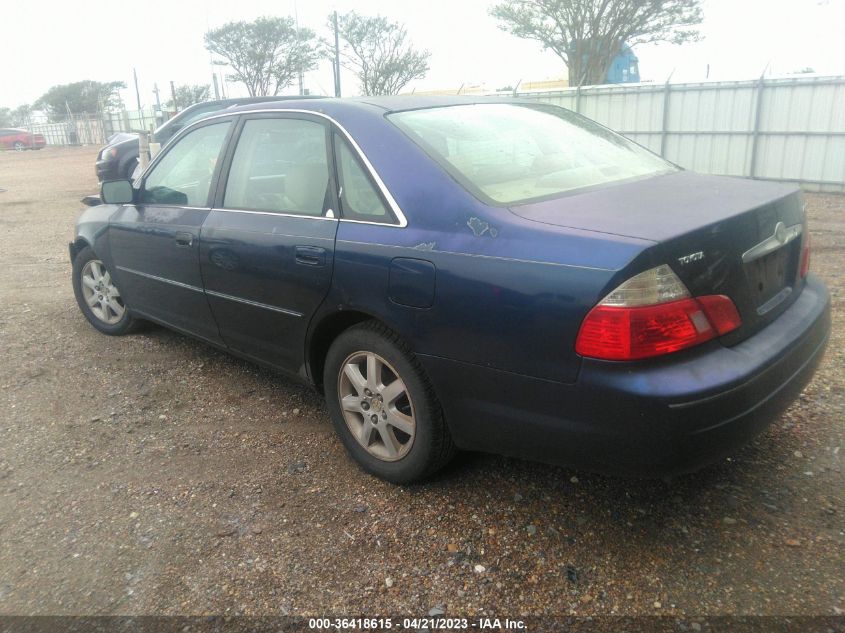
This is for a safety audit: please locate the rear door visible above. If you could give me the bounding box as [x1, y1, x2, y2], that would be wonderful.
[109, 118, 234, 343]
[200, 113, 339, 374]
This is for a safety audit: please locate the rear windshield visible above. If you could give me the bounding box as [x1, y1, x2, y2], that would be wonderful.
[389, 103, 675, 205]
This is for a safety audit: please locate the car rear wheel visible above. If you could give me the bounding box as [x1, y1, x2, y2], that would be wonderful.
[72, 246, 139, 335]
[13, 141, 25, 151]
[324, 321, 454, 484]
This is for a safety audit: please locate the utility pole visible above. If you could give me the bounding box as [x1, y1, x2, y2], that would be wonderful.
[294, 0, 304, 95]
[133, 68, 142, 111]
[333, 11, 341, 97]
[152, 83, 161, 112]
[212, 74, 220, 100]
[170, 81, 178, 112]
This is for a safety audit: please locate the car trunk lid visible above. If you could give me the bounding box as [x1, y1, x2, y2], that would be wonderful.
[510, 171, 806, 342]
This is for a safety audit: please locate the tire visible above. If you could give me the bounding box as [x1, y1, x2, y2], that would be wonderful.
[72, 246, 139, 335]
[13, 141, 25, 151]
[324, 321, 455, 484]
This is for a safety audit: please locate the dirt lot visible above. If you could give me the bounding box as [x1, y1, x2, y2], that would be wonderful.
[0, 146, 842, 618]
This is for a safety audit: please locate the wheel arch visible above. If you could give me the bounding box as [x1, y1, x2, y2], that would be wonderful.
[69, 237, 92, 261]
[306, 309, 402, 393]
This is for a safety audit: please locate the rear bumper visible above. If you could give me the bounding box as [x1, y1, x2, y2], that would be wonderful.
[420, 274, 831, 476]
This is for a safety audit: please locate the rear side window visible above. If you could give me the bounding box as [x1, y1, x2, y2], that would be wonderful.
[141, 121, 231, 207]
[334, 135, 393, 224]
[223, 118, 330, 217]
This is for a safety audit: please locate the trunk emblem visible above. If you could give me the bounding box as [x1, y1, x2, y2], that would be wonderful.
[678, 251, 704, 265]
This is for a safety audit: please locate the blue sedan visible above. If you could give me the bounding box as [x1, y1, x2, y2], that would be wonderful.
[70, 96, 831, 483]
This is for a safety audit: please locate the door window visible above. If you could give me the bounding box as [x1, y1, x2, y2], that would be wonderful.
[223, 118, 330, 216]
[334, 135, 394, 223]
[141, 121, 231, 207]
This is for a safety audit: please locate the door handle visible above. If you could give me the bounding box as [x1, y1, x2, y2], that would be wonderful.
[175, 232, 194, 248]
[295, 245, 327, 266]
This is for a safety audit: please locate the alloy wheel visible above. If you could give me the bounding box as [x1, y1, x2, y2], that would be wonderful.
[337, 351, 416, 461]
[80, 260, 126, 325]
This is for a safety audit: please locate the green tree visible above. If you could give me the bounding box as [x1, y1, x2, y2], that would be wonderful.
[34, 80, 125, 120]
[0, 108, 11, 127]
[11, 105, 33, 126]
[204, 17, 319, 97]
[491, 0, 703, 87]
[334, 12, 430, 96]
[167, 84, 211, 110]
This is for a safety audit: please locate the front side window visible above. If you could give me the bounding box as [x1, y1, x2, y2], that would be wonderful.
[141, 121, 231, 207]
[389, 103, 675, 205]
[334, 135, 392, 223]
[223, 118, 330, 216]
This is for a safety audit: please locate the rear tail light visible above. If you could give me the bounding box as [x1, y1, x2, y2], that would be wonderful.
[575, 265, 742, 361]
[800, 234, 811, 278]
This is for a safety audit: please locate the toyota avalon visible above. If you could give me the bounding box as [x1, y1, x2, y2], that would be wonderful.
[70, 97, 831, 483]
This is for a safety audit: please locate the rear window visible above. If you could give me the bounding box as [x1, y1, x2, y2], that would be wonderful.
[389, 103, 675, 205]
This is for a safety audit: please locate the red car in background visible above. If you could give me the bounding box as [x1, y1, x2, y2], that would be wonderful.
[0, 128, 46, 151]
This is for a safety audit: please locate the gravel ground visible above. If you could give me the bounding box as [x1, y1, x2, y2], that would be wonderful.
[0, 146, 842, 618]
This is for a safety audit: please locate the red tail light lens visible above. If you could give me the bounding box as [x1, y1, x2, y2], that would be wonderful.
[800, 234, 811, 278]
[696, 294, 742, 335]
[575, 266, 742, 361]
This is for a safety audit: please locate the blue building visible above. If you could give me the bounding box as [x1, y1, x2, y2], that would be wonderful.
[606, 43, 640, 84]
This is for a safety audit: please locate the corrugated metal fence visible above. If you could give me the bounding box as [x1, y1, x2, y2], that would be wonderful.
[514, 75, 845, 193]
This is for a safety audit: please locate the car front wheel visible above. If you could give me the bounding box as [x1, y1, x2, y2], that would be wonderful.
[72, 246, 138, 335]
[13, 141, 25, 151]
[324, 321, 454, 484]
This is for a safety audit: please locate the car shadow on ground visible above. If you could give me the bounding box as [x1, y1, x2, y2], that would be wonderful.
[137, 320, 807, 529]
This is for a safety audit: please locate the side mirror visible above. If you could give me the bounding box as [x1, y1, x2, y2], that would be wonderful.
[100, 179, 134, 205]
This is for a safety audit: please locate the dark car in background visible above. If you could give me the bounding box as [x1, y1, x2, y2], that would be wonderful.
[95, 95, 324, 181]
[72, 97, 830, 484]
[0, 128, 46, 151]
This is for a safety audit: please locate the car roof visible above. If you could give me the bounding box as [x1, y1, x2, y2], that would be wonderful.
[227, 95, 505, 117]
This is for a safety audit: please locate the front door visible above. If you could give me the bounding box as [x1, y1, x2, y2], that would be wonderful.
[200, 114, 339, 374]
[109, 119, 234, 344]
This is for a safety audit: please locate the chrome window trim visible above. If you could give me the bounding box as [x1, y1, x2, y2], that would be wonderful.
[152, 108, 409, 228]
[127, 205, 211, 212]
[212, 207, 340, 221]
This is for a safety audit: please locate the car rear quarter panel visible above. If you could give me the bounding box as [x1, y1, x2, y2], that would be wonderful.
[316, 105, 655, 383]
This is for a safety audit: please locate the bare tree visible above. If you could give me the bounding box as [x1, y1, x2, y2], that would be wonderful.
[490, 0, 703, 86]
[333, 12, 430, 96]
[205, 17, 319, 97]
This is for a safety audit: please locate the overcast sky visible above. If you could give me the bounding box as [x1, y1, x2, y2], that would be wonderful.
[2, 0, 844, 110]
